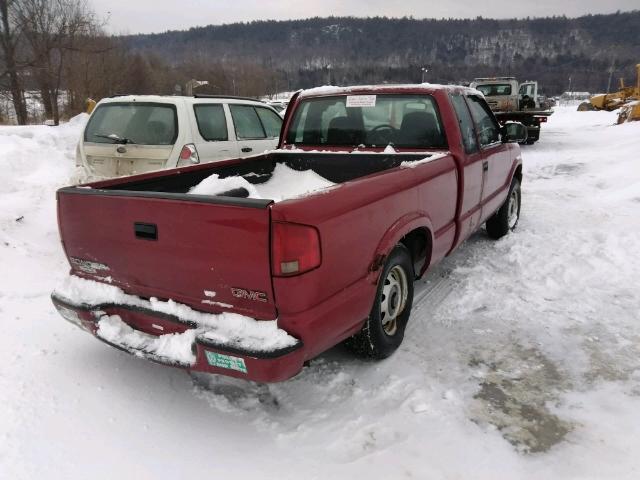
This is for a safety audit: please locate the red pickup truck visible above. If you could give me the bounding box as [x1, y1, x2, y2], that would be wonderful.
[52, 84, 526, 382]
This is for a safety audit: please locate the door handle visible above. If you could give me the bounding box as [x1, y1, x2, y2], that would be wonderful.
[134, 222, 157, 240]
[482, 161, 489, 172]
[241, 147, 253, 153]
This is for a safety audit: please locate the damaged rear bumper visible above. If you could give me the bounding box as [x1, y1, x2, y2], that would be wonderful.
[51, 294, 305, 383]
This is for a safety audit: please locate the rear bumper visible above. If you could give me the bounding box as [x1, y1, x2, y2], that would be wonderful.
[51, 294, 305, 383]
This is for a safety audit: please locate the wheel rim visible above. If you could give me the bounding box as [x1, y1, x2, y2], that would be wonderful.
[507, 188, 520, 229]
[380, 265, 409, 336]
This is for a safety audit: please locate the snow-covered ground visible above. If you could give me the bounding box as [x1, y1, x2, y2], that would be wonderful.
[1, 107, 639, 479]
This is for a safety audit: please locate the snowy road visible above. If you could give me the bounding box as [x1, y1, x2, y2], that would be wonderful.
[1, 108, 639, 479]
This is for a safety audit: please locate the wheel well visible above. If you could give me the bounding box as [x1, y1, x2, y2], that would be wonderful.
[514, 165, 522, 184]
[400, 228, 432, 278]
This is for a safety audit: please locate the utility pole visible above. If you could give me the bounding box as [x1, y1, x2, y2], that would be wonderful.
[607, 59, 616, 93]
[421, 67, 429, 83]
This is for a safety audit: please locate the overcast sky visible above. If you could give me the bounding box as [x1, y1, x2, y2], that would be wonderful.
[92, 0, 640, 35]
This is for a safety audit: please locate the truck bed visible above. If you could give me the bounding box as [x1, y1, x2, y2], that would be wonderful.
[83, 151, 434, 198]
[57, 151, 448, 321]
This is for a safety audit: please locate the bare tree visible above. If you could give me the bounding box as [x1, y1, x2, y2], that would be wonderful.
[14, 0, 93, 124]
[0, 0, 27, 124]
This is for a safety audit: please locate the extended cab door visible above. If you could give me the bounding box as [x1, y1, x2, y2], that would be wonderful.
[450, 94, 484, 240]
[229, 104, 282, 157]
[465, 95, 513, 222]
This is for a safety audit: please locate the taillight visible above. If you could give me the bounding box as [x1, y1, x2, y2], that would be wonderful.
[539, 117, 547, 123]
[272, 222, 321, 277]
[180, 143, 199, 164]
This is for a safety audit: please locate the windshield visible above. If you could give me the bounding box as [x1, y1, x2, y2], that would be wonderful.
[476, 84, 512, 97]
[85, 103, 178, 145]
[285, 94, 447, 148]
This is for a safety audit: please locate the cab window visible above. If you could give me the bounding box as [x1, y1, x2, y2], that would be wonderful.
[476, 84, 512, 96]
[466, 96, 501, 147]
[450, 95, 478, 154]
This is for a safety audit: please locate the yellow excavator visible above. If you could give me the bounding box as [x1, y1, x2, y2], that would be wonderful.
[578, 64, 640, 123]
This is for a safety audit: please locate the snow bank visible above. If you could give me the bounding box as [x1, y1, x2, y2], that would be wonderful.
[0, 114, 87, 300]
[54, 274, 299, 358]
[189, 162, 336, 201]
[4, 106, 640, 479]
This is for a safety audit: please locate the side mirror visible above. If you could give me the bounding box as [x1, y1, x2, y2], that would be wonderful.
[501, 122, 528, 143]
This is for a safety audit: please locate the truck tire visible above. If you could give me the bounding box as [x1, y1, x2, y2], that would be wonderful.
[486, 178, 521, 239]
[345, 244, 414, 359]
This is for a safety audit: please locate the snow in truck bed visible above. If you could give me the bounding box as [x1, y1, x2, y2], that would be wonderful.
[187, 152, 449, 200]
[188, 162, 336, 201]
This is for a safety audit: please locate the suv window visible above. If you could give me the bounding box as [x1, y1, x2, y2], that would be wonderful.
[450, 95, 478, 154]
[230, 105, 266, 139]
[194, 104, 228, 141]
[85, 103, 177, 145]
[255, 107, 282, 138]
[466, 96, 501, 147]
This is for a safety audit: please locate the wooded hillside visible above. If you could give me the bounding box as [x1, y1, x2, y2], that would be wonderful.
[126, 12, 640, 96]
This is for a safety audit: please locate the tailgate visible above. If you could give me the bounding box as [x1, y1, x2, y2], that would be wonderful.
[57, 188, 277, 320]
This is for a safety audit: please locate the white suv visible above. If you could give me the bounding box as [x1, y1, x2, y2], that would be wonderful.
[76, 94, 283, 179]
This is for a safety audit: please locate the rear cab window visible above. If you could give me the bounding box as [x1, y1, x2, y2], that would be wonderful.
[475, 84, 512, 96]
[85, 103, 178, 145]
[285, 94, 447, 149]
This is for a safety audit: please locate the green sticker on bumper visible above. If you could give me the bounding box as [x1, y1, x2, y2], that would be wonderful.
[205, 351, 247, 373]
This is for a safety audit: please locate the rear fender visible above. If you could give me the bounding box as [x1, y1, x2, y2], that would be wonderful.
[367, 212, 434, 283]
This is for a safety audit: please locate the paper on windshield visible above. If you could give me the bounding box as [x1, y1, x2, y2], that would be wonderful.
[346, 95, 376, 107]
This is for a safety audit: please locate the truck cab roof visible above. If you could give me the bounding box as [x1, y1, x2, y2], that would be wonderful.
[298, 83, 480, 99]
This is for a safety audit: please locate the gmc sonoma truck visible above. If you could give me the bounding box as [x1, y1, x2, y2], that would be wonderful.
[52, 84, 527, 382]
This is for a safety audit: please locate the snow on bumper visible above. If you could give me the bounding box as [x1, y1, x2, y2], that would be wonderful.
[51, 275, 304, 382]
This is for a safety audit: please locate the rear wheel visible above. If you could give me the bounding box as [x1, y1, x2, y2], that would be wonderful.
[486, 178, 521, 239]
[345, 244, 414, 359]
